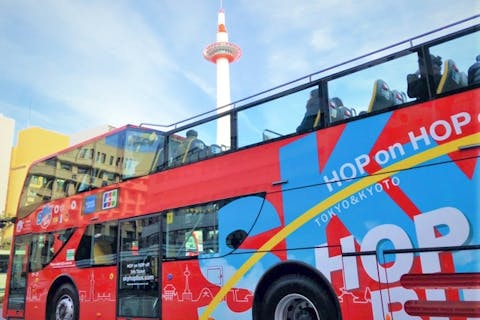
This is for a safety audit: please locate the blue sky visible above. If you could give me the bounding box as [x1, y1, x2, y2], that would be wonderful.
[0, 1, 478, 142]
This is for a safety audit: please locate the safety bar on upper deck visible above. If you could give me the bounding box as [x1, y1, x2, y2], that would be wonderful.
[140, 15, 479, 131]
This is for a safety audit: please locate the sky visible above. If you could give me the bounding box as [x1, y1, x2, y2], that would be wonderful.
[0, 0, 478, 144]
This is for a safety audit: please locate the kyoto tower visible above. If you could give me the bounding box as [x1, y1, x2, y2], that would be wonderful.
[203, 6, 241, 148]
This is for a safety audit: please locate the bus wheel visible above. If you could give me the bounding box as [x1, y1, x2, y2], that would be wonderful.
[49, 283, 79, 320]
[260, 274, 337, 320]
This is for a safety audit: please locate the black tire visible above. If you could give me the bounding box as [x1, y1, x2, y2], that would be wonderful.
[48, 283, 79, 320]
[255, 274, 338, 320]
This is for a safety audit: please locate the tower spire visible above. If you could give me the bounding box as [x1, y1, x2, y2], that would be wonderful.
[203, 7, 241, 148]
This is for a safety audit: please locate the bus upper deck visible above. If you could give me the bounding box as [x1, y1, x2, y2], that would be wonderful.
[16, 18, 479, 222]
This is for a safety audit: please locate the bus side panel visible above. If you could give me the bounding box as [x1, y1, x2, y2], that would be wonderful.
[162, 260, 253, 319]
[77, 266, 117, 319]
[23, 265, 117, 319]
[278, 93, 479, 319]
[182, 92, 479, 320]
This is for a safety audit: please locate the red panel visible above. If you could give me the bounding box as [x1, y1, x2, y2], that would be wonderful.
[401, 272, 480, 289]
[405, 300, 480, 317]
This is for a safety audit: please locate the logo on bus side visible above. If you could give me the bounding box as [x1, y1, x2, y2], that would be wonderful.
[36, 205, 53, 228]
[323, 111, 472, 192]
[82, 189, 119, 215]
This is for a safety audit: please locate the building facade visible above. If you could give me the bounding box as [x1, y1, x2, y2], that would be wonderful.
[2, 127, 70, 249]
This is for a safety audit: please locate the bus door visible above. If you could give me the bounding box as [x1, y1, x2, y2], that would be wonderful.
[4, 234, 31, 319]
[118, 215, 162, 319]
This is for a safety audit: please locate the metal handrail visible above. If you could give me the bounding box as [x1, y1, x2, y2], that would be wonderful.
[141, 15, 479, 131]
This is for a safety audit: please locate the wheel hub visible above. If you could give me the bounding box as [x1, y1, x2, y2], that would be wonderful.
[56, 294, 74, 320]
[275, 293, 320, 320]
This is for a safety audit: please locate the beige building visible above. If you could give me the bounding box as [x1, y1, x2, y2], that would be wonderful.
[2, 127, 70, 246]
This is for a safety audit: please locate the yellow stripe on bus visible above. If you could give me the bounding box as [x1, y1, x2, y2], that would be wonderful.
[199, 133, 479, 320]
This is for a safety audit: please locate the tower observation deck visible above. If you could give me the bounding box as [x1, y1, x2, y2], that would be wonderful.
[203, 9, 241, 65]
[203, 8, 241, 148]
[203, 34, 241, 64]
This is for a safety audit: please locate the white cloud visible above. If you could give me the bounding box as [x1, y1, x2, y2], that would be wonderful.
[310, 29, 337, 53]
[0, 1, 218, 133]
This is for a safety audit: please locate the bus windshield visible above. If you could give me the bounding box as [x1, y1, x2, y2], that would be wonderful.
[17, 127, 164, 219]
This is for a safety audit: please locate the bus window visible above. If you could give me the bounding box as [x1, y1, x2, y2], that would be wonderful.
[27, 228, 76, 273]
[169, 119, 221, 167]
[29, 234, 53, 272]
[76, 142, 95, 192]
[54, 148, 79, 199]
[83, 132, 123, 189]
[17, 158, 57, 218]
[75, 222, 118, 267]
[52, 149, 79, 199]
[429, 30, 479, 94]
[118, 215, 160, 318]
[237, 87, 313, 148]
[122, 129, 163, 179]
[163, 203, 219, 259]
[328, 52, 417, 116]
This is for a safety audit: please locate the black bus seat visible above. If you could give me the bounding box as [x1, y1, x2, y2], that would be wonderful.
[179, 139, 194, 164]
[172, 130, 206, 165]
[186, 142, 208, 163]
[181, 138, 207, 164]
[208, 144, 222, 155]
[436, 59, 468, 94]
[329, 97, 354, 123]
[368, 79, 393, 112]
[391, 90, 408, 106]
[296, 89, 322, 132]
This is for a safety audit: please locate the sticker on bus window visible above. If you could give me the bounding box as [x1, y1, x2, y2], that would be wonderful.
[167, 211, 173, 224]
[66, 249, 75, 261]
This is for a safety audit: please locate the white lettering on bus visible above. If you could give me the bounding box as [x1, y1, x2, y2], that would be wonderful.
[370, 287, 418, 320]
[323, 145, 405, 192]
[314, 176, 400, 227]
[408, 111, 471, 150]
[314, 207, 469, 287]
[314, 207, 470, 319]
[323, 111, 472, 192]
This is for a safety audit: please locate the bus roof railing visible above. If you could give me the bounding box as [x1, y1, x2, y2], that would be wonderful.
[140, 15, 480, 131]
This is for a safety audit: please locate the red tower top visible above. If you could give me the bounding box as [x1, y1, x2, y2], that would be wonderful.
[203, 9, 241, 64]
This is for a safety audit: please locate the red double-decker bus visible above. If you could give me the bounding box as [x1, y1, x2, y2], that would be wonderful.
[3, 18, 479, 320]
